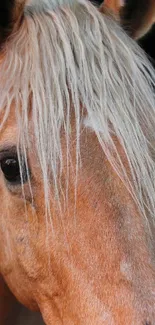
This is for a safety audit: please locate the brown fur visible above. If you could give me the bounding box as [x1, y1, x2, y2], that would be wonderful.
[0, 110, 155, 324]
[0, 1, 155, 324]
[100, 0, 123, 18]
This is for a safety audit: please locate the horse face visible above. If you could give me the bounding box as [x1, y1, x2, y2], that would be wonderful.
[0, 1, 155, 325]
[0, 110, 69, 312]
[0, 110, 155, 325]
[0, 112, 36, 308]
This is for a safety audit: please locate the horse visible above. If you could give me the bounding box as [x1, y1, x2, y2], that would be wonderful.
[0, 0, 155, 324]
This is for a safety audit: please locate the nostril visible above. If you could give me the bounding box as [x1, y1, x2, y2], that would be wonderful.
[145, 322, 151, 325]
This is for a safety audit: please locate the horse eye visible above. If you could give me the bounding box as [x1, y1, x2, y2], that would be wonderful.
[0, 156, 27, 184]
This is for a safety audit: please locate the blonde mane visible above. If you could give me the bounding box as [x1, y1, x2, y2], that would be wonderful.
[0, 0, 155, 227]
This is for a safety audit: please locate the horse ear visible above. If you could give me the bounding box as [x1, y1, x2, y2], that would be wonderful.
[0, 0, 25, 45]
[100, 0, 155, 40]
[100, 0, 124, 19]
[120, 0, 155, 39]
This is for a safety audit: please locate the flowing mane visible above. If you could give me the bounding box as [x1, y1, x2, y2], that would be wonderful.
[0, 0, 155, 227]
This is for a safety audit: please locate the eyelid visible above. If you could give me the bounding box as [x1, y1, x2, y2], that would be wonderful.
[0, 147, 18, 161]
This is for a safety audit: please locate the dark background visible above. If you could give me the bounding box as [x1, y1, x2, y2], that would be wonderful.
[139, 25, 155, 68]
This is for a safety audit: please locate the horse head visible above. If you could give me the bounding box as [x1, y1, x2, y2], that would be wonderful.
[0, 1, 155, 324]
